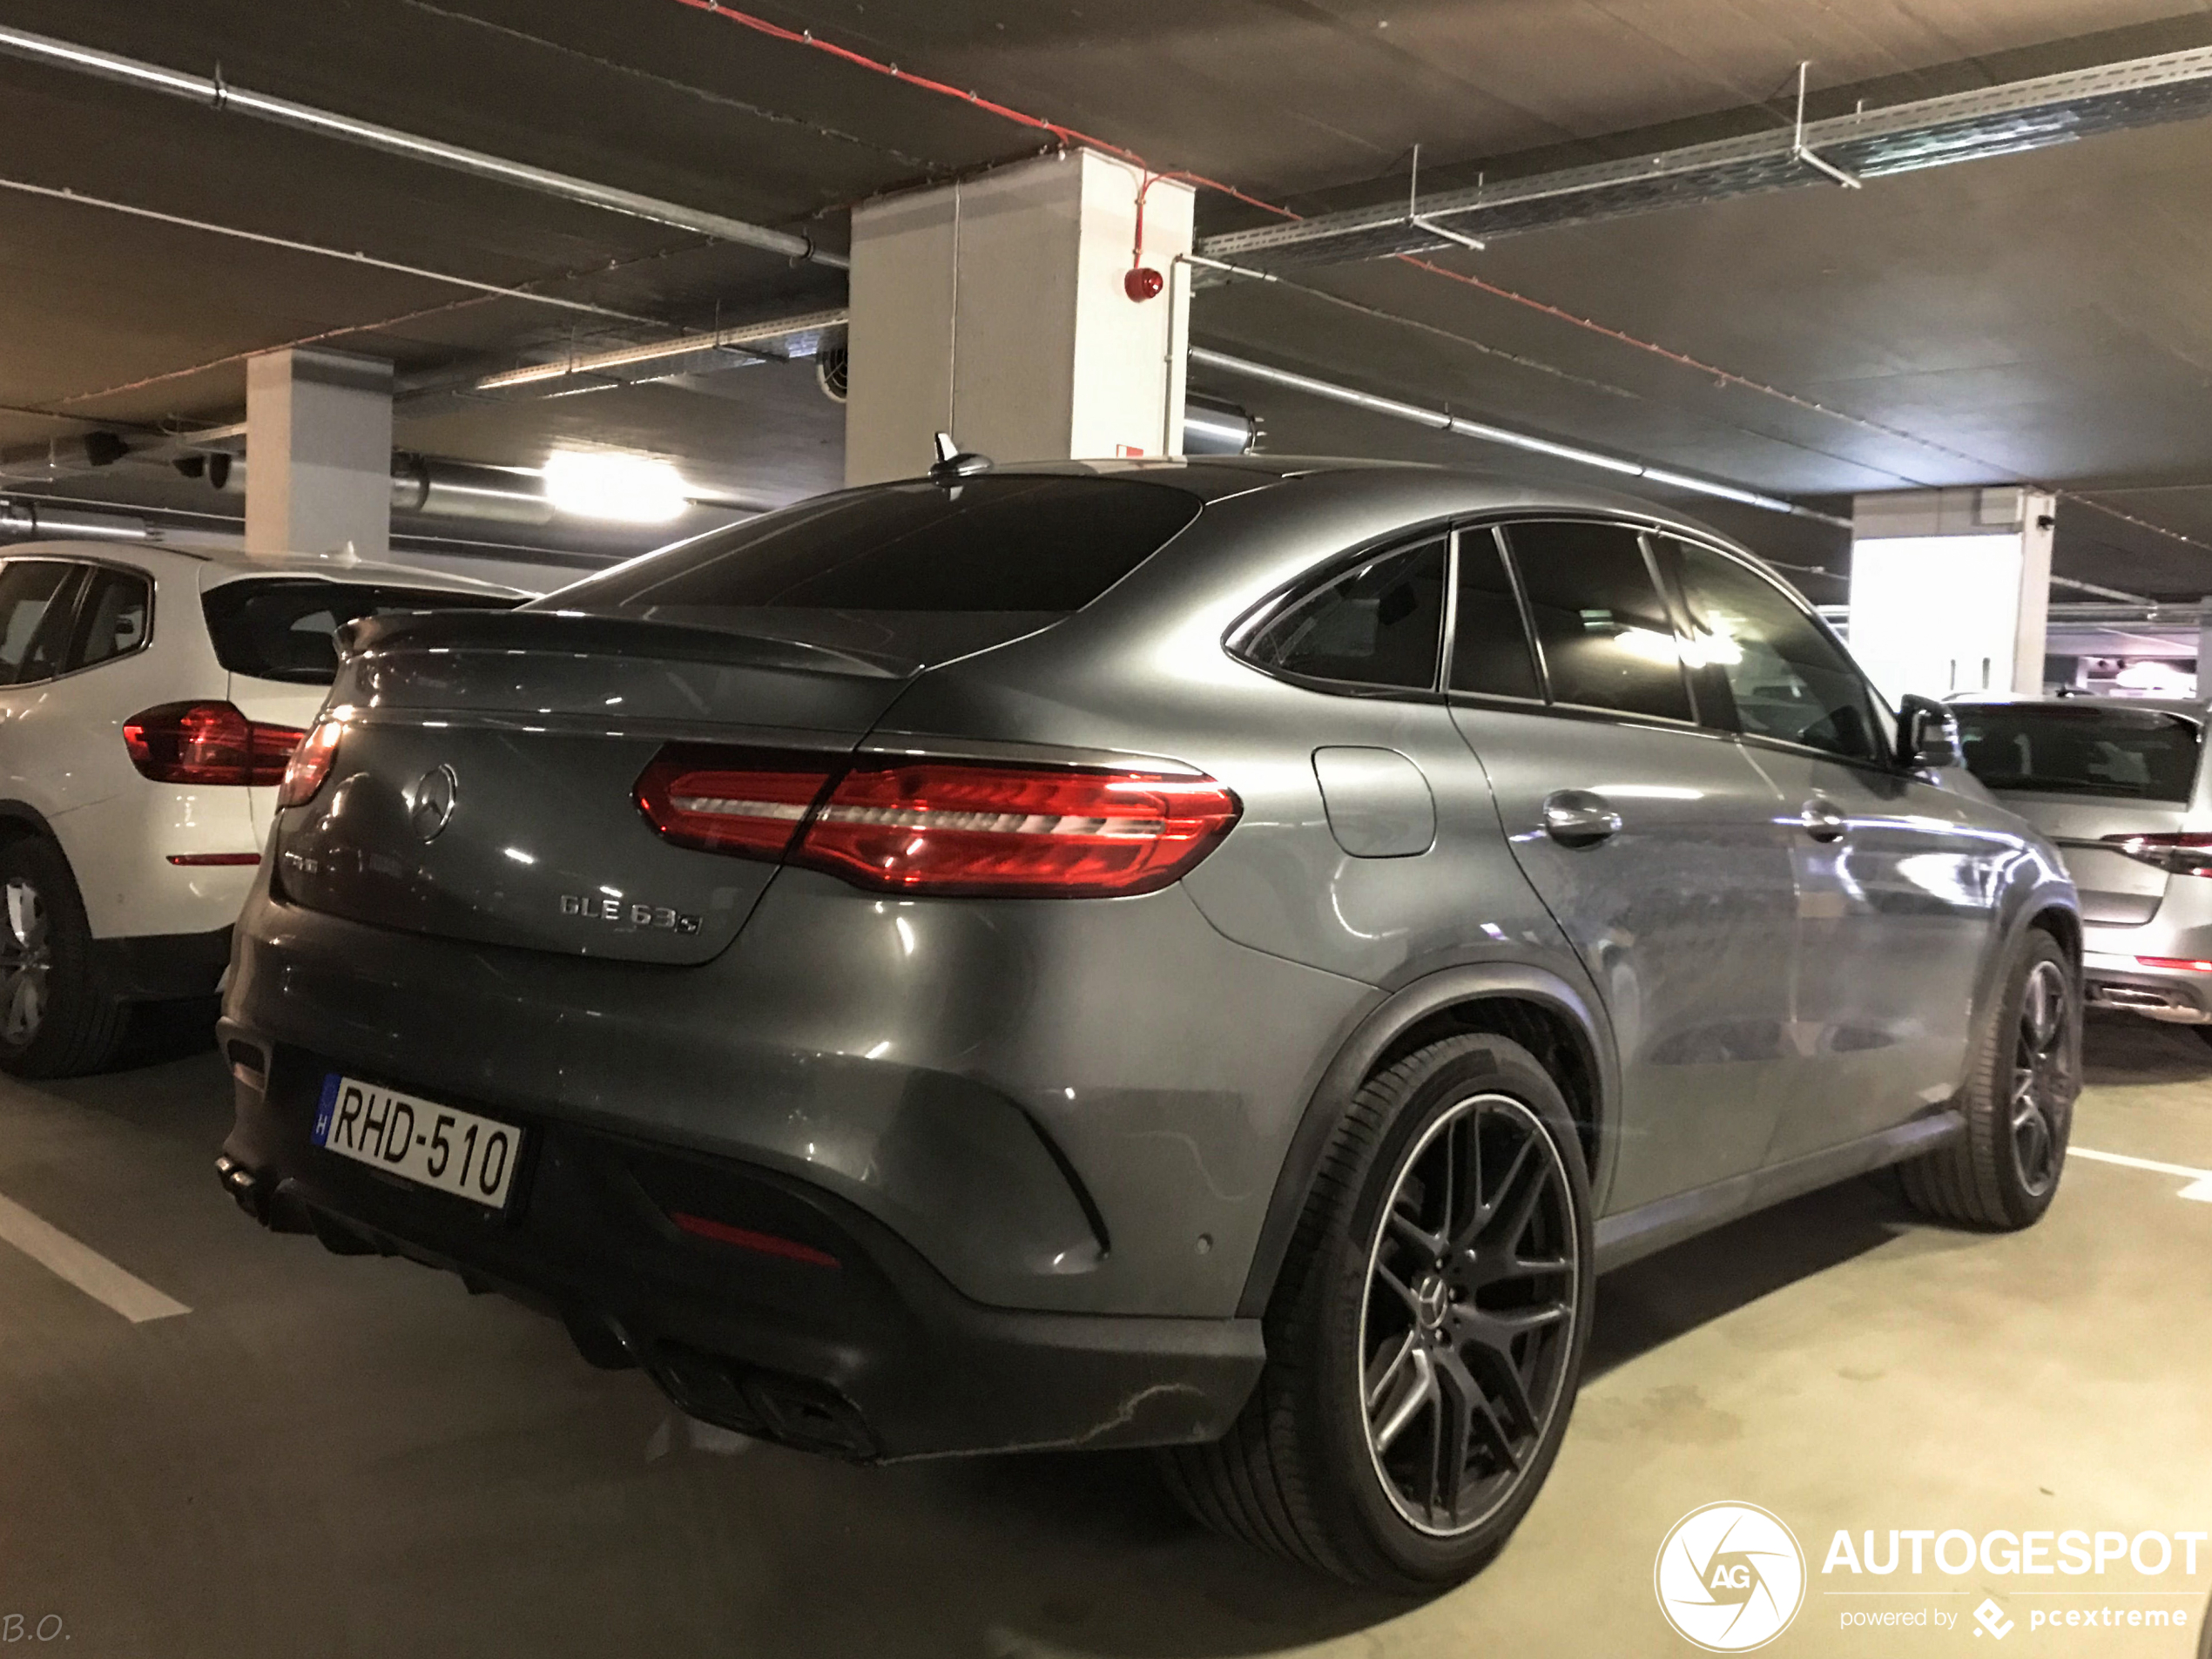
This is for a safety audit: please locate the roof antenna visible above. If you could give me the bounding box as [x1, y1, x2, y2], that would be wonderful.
[928, 430, 992, 482]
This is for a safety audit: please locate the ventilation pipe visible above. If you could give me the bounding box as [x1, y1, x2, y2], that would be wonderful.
[1, 497, 152, 543]
[182, 451, 556, 525]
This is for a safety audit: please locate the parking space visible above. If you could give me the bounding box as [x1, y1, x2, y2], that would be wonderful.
[0, 1014, 2202, 1658]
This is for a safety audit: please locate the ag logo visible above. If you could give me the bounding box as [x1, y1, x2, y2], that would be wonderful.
[1654, 1502, 1806, 1652]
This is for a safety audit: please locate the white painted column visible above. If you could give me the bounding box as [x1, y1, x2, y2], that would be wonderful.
[843, 149, 1196, 487]
[1846, 486, 2056, 705]
[244, 347, 394, 557]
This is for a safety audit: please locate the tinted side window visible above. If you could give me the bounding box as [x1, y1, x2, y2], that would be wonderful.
[66, 568, 152, 671]
[1664, 538, 1885, 762]
[1241, 536, 1447, 691]
[1504, 522, 1691, 721]
[552, 476, 1202, 613]
[1449, 529, 1541, 699]
[0, 562, 84, 688]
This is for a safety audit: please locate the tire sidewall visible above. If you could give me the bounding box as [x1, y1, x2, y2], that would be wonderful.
[1307, 1036, 1596, 1584]
[1982, 931, 2080, 1228]
[0, 835, 97, 1077]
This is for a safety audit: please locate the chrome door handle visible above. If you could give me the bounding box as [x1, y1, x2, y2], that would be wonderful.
[1801, 798, 1847, 843]
[1541, 790, 1622, 848]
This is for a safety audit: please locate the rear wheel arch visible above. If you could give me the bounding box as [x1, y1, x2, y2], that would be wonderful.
[1237, 964, 1616, 1319]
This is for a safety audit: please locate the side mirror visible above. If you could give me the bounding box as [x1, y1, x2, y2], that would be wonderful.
[1898, 693, 1965, 770]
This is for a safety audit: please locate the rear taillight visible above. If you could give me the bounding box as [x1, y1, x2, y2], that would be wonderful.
[631, 751, 1241, 897]
[633, 749, 837, 856]
[2102, 833, 2212, 878]
[800, 763, 1240, 896]
[276, 716, 346, 808]
[2138, 955, 2212, 972]
[123, 702, 304, 787]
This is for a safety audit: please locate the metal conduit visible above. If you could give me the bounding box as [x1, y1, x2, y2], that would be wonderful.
[0, 24, 846, 269]
[1188, 347, 1851, 528]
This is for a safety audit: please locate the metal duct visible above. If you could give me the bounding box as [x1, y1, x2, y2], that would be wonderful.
[1190, 346, 1850, 526]
[389, 456, 553, 525]
[190, 452, 556, 525]
[0, 23, 845, 269]
[1181, 399, 1260, 456]
[1, 497, 151, 543]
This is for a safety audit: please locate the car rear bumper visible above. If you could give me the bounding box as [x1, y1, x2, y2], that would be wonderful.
[2081, 951, 2212, 1022]
[215, 1038, 1264, 1460]
[91, 925, 233, 1001]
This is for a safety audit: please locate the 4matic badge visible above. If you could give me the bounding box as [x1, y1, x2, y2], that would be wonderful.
[560, 894, 703, 934]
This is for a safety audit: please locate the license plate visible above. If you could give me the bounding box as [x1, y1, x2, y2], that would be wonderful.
[312, 1074, 522, 1211]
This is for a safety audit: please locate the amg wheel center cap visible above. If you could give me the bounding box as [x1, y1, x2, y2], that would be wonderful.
[1413, 1271, 1450, 1330]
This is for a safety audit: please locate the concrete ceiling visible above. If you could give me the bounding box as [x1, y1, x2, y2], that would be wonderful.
[6, 0, 2212, 595]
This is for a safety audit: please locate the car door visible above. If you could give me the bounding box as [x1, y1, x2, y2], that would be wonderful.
[1449, 519, 1801, 1214]
[1655, 533, 2000, 1163]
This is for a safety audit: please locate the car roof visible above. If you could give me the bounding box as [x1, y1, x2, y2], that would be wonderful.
[1, 539, 525, 598]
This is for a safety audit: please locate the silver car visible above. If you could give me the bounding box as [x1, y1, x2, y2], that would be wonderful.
[1954, 695, 2212, 1041]
[217, 458, 2080, 1588]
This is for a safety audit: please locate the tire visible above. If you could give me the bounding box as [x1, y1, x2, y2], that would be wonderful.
[1163, 1034, 1595, 1589]
[0, 834, 131, 1079]
[1898, 929, 2078, 1231]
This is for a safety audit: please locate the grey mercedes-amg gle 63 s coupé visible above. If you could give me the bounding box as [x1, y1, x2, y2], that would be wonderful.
[218, 456, 2080, 1588]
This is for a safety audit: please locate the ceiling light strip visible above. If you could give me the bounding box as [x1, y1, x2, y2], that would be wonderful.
[0, 22, 844, 268]
[1189, 347, 1849, 526]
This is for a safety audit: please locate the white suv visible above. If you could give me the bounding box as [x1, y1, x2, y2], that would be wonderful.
[0, 540, 520, 1076]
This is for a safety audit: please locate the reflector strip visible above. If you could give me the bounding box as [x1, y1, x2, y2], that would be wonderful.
[167, 853, 261, 867]
[2137, 956, 2212, 973]
[670, 1211, 840, 1267]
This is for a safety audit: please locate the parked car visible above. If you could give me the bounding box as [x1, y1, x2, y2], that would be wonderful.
[0, 540, 521, 1076]
[1952, 696, 2212, 1042]
[217, 460, 2080, 1588]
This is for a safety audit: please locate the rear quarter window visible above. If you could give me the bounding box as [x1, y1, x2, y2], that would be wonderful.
[203, 579, 516, 685]
[544, 475, 1203, 614]
[1955, 705, 2202, 802]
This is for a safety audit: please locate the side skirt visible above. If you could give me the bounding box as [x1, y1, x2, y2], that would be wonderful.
[1594, 1109, 1965, 1275]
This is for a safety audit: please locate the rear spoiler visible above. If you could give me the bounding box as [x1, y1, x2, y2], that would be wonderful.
[338, 607, 907, 679]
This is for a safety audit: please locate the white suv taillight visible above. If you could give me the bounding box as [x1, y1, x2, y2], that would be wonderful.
[122, 702, 303, 787]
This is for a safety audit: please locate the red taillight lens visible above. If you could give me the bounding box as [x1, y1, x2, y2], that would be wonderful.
[796, 762, 1241, 896]
[2137, 955, 2212, 973]
[2102, 833, 2212, 878]
[633, 748, 836, 857]
[276, 717, 345, 807]
[631, 749, 1242, 896]
[122, 703, 304, 787]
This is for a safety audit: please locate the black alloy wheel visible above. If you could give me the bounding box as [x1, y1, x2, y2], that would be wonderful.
[1358, 1093, 1580, 1537]
[1159, 1032, 1595, 1589]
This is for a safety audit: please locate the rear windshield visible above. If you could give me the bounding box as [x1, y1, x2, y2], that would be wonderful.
[545, 476, 1203, 614]
[1954, 703, 2203, 801]
[204, 578, 516, 685]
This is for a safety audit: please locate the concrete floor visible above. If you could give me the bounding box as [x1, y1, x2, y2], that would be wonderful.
[0, 1015, 2206, 1657]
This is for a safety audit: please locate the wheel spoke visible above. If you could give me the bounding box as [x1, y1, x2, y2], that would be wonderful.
[1430, 1353, 1478, 1514]
[1440, 1349, 1521, 1475]
[1372, 1345, 1437, 1454]
[3, 881, 33, 951]
[1366, 1328, 1418, 1408]
[1387, 1204, 1441, 1260]
[1373, 1261, 1423, 1318]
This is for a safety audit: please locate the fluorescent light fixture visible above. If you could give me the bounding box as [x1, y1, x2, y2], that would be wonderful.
[542, 450, 691, 523]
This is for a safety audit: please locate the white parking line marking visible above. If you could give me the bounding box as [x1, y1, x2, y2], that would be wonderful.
[0, 1192, 189, 1322]
[2071, 1146, 2212, 1204]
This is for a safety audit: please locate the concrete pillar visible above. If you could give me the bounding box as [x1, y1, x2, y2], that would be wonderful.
[843, 149, 1196, 487]
[245, 347, 394, 557]
[2195, 606, 2212, 699]
[1847, 486, 2056, 706]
